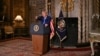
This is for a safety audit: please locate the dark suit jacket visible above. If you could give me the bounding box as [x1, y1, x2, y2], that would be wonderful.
[37, 16, 51, 25]
[37, 16, 52, 33]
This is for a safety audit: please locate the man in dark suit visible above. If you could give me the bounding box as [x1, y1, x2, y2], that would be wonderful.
[37, 10, 54, 39]
[36, 10, 54, 48]
[38, 11, 51, 27]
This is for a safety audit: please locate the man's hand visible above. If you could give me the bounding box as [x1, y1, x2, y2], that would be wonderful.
[45, 24, 48, 27]
[50, 32, 54, 40]
[35, 16, 38, 19]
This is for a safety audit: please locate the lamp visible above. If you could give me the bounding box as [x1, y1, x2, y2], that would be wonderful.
[14, 15, 23, 21]
[13, 15, 25, 28]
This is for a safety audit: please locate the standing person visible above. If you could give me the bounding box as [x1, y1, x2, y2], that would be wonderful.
[37, 10, 54, 48]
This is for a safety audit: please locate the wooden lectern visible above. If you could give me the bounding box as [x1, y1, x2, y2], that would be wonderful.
[30, 22, 50, 55]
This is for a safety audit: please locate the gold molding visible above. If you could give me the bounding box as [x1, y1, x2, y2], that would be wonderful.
[60, 0, 74, 12]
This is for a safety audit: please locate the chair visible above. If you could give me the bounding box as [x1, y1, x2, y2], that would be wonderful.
[4, 25, 14, 39]
[89, 33, 100, 56]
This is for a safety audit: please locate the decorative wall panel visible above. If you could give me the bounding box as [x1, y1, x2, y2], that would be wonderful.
[12, 0, 25, 19]
[29, 0, 45, 22]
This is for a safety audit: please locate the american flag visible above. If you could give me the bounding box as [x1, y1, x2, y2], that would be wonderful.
[50, 19, 54, 39]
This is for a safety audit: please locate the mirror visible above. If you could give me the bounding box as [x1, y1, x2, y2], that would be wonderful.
[91, 14, 100, 33]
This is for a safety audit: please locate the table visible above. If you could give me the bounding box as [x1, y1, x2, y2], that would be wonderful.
[89, 33, 100, 56]
[90, 38, 100, 56]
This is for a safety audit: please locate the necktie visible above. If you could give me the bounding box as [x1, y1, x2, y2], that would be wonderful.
[43, 17, 46, 24]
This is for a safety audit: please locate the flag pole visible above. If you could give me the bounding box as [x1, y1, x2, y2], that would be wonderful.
[66, 0, 68, 18]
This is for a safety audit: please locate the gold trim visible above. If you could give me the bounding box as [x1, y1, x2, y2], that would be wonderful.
[61, 0, 74, 12]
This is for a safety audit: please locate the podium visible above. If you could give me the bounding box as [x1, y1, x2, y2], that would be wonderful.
[30, 22, 50, 55]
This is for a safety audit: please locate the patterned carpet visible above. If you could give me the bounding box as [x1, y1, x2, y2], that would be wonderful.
[0, 39, 91, 56]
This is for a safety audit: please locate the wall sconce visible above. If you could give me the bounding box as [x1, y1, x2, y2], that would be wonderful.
[92, 14, 100, 19]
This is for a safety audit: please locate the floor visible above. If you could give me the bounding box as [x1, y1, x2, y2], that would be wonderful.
[0, 39, 93, 56]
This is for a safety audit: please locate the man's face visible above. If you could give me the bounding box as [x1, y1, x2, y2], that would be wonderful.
[42, 11, 47, 17]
